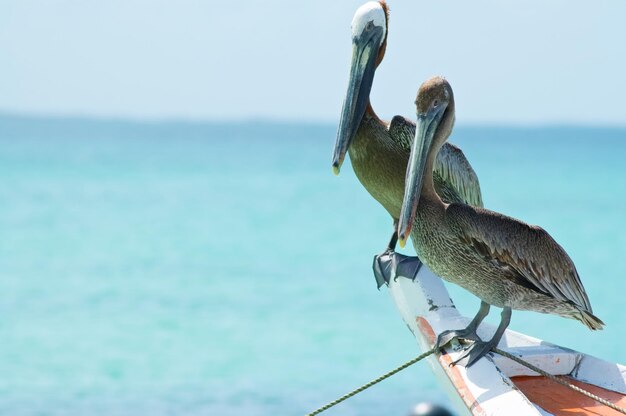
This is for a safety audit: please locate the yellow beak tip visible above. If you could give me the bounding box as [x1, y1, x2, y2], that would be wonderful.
[398, 237, 407, 248]
[332, 165, 340, 176]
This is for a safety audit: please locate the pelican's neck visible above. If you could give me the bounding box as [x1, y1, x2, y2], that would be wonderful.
[351, 101, 386, 152]
[365, 101, 381, 123]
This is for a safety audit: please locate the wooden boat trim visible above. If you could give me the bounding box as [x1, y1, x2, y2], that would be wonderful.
[512, 376, 626, 416]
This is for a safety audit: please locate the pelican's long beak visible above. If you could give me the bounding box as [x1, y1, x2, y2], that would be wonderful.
[331, 28, 384, 175]
[397, 103, 448, 247]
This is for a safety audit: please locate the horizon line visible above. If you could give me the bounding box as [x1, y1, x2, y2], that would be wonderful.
[1, 110, 626, 130]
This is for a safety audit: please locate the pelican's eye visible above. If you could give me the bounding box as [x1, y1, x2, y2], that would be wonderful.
[366, 20, 374, 31]
[433, 99, 439, 108]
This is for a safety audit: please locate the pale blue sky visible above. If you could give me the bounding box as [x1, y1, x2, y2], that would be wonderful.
[1, 0, 625, 124]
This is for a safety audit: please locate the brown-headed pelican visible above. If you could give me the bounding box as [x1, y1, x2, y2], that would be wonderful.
[397, 76, 604, 367]
[332, 1, 482, 287]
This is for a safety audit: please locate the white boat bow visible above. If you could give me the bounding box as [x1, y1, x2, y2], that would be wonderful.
[388, 265, 626, 416]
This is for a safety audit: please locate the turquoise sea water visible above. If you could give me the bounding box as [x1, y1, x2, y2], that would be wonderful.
[1, 115, 625, 415]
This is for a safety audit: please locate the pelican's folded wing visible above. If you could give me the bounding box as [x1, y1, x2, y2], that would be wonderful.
[450, 203, 593, 312]
[389, 115, 483, 207]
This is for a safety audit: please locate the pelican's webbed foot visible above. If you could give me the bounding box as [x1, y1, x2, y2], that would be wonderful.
[451, 306, 511, 368]
[434, 301, 491, 350]
[373, 250, 423, 289]
[452, 339, 497, 367]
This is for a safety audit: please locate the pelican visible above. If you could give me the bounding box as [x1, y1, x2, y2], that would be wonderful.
[397, 76, 604, 367]
[332, 1, 482, 288]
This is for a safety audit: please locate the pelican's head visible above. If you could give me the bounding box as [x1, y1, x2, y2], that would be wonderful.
[398, 77, 455, 247]
[351, 1, 388, 49]
[332, 1, 389, 175]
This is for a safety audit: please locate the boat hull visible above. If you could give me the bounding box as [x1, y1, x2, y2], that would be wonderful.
[388, 266, 626, 416]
